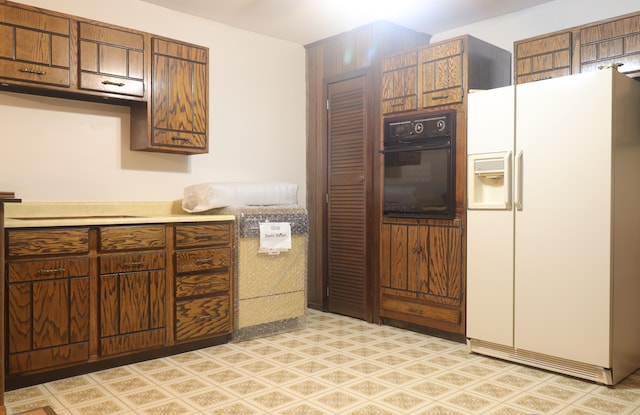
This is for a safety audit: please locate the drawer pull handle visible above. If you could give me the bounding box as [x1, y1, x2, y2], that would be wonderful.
[172, 136, 189, 142]
[196, 233, 215, 239]
[19, 68, 47, 75]
[195, 315, 215, 321]
[195, 258, 213, 264]
[432, 95, 449, 100]
[101, 80, 125, 87]
[123, 261, 145, 267]
[37, 267, 66, 274]
[196, 282, 214, 287]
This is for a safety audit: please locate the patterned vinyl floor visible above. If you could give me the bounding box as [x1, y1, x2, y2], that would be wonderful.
[5, 309, 640, 415]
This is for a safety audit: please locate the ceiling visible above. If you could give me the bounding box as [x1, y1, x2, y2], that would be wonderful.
[140, 0, 556, 45]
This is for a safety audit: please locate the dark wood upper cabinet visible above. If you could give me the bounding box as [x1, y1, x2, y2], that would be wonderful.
[420, 38, 464, 109]
[579, 13, 640, 76]
[143, 38, 209, 154]
[0, 2, 72, 87]
[381, 50, 419, 114]
[78, 22, 145, 97]
[0, 1, 210, 155]
[514, 31, 573, 84]
[383, 35, 512, 115]
[515, 10, 640, 84]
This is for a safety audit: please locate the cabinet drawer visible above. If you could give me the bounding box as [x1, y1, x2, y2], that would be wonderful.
[78, 22, 145, 97]
[175, 296, 230, 341]
[176, 271, 230, 298]
[0, 60, 71, 87]
[152, 130, 207, 151]
[99, 225, 165, 252]
[382, 96, 418, 115]
[175, 248, 230, 274]
[99, 251, 165, 274]
[7, 258, 90, 282]
[422, 86, 462, 108]
[7, 228, 89, 257]
[175, 223, 231, 248]
[381, 294, 461, 325]
[79, 72, 144, 97]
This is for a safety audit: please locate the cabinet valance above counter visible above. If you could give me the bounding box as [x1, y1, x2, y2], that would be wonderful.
[3, 201, 234, 228]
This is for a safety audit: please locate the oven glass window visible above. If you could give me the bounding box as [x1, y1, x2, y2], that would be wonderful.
[384, 147, 453, 217]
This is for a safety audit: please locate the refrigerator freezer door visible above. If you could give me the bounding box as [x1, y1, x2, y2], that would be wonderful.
[466, 86, 515, 346]
[514, 70, 613, 367]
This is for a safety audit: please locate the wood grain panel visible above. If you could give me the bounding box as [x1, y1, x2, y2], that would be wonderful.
[514, 32, 572, 84]
[7, 258, 89, 282]
[8, 343, 89, 375]
[99, 252, 165, 274]
[175, 271, 230, 298]
[0, 3, 71, 87]
[389, 224, 408, 290]
[7, 228, 89, 257]
[580, 14, 640, 75]
[98, 225, 165, 252]
[99, 270, 166, 339]
[7, 283, 31, 353]
[381, 51, 418, 114]
[175, 296, 230, 341]
[175, 223, 231, 248]
[420, 39, 463, 108]
[100, 329, 165, 356]
[149, 37, 208, 153]
[175, 248, 231, 273]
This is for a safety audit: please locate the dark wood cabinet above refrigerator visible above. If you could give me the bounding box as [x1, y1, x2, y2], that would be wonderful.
[514, 10, 640, 84]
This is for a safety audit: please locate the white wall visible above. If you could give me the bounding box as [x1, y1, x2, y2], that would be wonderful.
[432, 0, 640, 54]
[2, 0, 639, 207]
[0, 0, 307, 206]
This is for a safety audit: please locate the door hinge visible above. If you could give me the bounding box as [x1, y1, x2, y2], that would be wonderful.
[325, 193, 329, 204]
[326, 99, 330, 111]
[326, 286, 330, 296]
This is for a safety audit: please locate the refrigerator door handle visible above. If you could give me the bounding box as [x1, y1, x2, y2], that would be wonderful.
[515, 150, 523, 210]
[504, 151, 512, 209]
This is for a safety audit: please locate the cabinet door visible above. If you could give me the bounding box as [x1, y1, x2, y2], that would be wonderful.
[420, 39, 463, 108]
[579, 14, 640, 76]
[514, 32, 573, 84]
[151, 38, 208, 154]
[78, 22, 145, 97]
[380, 221, 463, 331]
[381, 51, 418, 115]
[99, 267, 166, 356]
[0, 3, 71, 87]
[6, 258, 90, 374]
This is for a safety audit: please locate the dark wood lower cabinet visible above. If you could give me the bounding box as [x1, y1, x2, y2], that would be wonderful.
[3, 221, 233, 388]
[379, 217, 465, 340]
[7, 258, 91, 374]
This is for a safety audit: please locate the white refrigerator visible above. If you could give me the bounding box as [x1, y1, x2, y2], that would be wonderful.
[466, 68, 640, 385]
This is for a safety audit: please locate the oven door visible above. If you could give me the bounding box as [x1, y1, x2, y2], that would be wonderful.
[382, 141, 455, 218]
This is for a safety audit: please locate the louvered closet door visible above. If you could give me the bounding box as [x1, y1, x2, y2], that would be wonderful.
[326, 75, 368, 320]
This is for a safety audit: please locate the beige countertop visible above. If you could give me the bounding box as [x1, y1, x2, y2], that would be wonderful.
[4, 201, 235, 228]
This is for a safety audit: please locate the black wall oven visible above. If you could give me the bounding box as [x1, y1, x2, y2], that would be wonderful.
[382, 110, 456, 219]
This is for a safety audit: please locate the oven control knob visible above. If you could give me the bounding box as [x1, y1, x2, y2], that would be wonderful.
[436, 119, 446, 132]
[413, 122, 424, 134]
